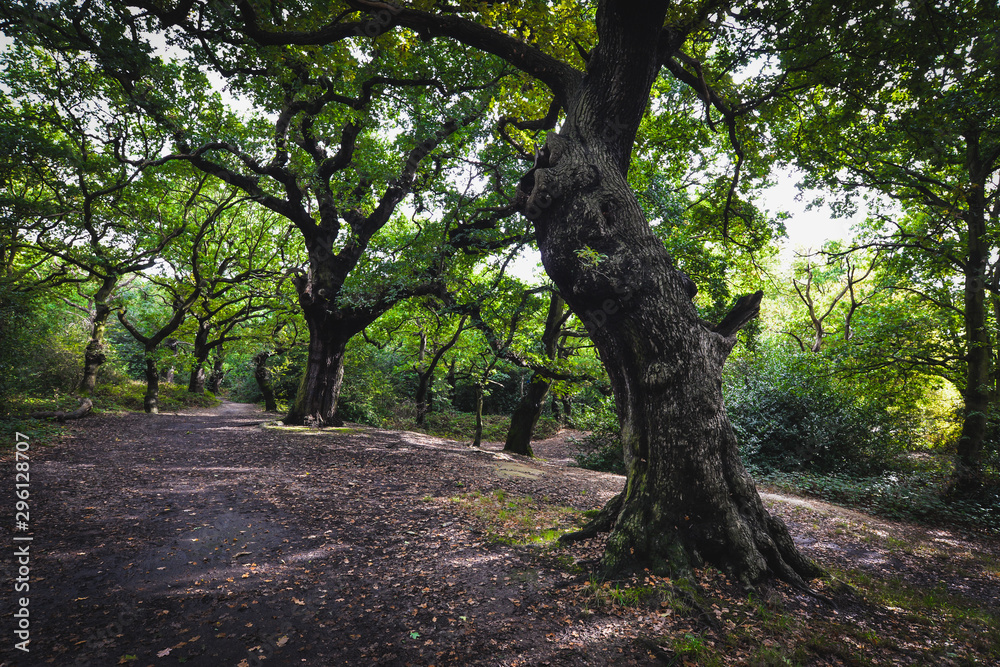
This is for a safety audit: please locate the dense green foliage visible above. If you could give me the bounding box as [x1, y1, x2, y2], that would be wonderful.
[2, 0, 998, 544]
[726, 347, 917, 475]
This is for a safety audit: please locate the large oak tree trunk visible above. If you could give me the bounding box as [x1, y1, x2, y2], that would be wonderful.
[526, 2, 819, 586]
[538, 136, 820, 584]
[284, 315, 348, 426]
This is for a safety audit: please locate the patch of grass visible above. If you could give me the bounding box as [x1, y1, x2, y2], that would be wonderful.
[92, 381, 221, 412]
[445, 489, 579, 546]
[669, 632, 722, 667]
[0, 416, 66, 449]
[1, 392, 96, 447]
[584, 580, 659, 609]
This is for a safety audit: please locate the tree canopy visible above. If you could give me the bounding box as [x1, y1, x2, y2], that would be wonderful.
[3, 0, 998, 590]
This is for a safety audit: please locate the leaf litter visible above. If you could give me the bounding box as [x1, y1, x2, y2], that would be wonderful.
[1, 401, 997, 665]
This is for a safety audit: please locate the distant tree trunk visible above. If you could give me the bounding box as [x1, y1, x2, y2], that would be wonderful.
[253, 350, 278, 412]
[162, 339, 179, 384]
[117, 298, 195, 415]
[188, 321, 211, 394]
[143, 356, 160, 414]
[188, 363, 207, 394]
[78, 276, 117, 395]
[206, 352, 225, 394]
[414, 368, 433, 425]
[471, 383, 484, 448]
[504, 293, 566, 456]
[446, 358, 458, 405]
[503, 376, 550, 457]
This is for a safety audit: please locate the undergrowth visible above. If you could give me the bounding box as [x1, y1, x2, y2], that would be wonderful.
[756, 466, 1000, 534]
[397, 411, 560, 445]
[0, 382, 221, 449]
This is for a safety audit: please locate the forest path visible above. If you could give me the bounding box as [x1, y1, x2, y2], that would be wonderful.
[2, 401, 626, 666]
[2, 401, 998, 666]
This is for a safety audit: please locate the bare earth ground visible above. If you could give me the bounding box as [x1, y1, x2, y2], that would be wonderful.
[1, 401, 998, 666]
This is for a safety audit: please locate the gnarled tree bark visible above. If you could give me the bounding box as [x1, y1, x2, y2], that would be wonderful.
[516, 1, 822, 586]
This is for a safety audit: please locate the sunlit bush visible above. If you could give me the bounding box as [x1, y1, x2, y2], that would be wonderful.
[725, 347, 919, 475]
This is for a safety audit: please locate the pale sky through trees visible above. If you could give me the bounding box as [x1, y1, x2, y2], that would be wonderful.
[765, 173, 858, 255]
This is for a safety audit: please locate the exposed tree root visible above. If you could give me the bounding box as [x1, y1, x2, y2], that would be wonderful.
[558, 491, 623, 543]
[29, 398, 93, 421]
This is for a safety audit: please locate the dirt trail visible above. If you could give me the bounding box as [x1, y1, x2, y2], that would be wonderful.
[2, 402, 997, 666]
[1, 403, 625, 666]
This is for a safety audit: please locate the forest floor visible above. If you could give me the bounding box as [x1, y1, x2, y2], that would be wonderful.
[2, 401, 999, 666]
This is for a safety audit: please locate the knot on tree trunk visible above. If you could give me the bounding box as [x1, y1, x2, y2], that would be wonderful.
[517, 132, 594, 224]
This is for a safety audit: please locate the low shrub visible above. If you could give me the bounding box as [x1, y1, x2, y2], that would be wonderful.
[726, 349, 916, 475]
[573, 436, 625, 475]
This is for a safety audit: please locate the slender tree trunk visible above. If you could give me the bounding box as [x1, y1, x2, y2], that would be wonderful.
[472, 383, 484, 448]
[162, 339, 178, 385]
[415, 369, 433, 425]
[415, 318, 467, 425]
[953, 141, 991, 494]
[957, 258, 990, 493]
[78, 276, 117, 395]
[253, 351, 278, 412]
[525, 2, 819, 585]
[504, 293, 566, 455]
[143, 355, 160, 414]
[446, 358, 457, 406]
[284, 315, 349, 426]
